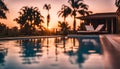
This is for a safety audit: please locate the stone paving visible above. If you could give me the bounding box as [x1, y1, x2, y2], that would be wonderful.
[110, 35, 120, 43]
[105, 34, 120, 46]
[100, 34, 120, 69]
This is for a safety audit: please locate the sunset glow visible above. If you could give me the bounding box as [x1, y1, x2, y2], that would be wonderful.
[48, 26, 51, 30]
[1, 0, 117, 29]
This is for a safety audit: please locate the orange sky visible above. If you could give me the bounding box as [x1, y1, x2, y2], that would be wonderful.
[0, 0, 117, 29]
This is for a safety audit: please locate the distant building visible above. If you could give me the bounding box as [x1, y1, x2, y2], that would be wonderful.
[77, 12, 118, 34]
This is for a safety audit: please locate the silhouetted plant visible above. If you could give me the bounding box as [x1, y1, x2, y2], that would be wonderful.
[58, 4, 71, 23]
[19, 39, 43, 64]
[14, 6, 44, 35]
[60, 0, 92, 31]
[0, 22, 8, 36]
[58, 21, 71, 35]
[0, 0, 9, 19]
[43, 4, 51, 29]
[8, 26, 19, 36]
[0, 0, 9, 36]
[77, 22, 86, 31]
[115, 0, 120, 7]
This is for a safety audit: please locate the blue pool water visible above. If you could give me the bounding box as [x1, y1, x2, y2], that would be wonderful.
[0, 36, 104, 69]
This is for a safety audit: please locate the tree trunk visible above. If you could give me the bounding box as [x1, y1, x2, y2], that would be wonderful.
[64, 17, 66, 23]
[73, 15, 76, 32]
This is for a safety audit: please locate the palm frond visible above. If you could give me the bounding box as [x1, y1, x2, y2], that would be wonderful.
[0, 10, 6, 19]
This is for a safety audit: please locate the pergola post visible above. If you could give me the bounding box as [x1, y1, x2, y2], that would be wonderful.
[111, 18, 114, 34]
[105, 19, 108, 31]
[116, 7, 120, 33]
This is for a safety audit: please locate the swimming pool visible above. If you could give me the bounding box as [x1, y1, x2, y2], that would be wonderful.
[0, 35, 104, 69]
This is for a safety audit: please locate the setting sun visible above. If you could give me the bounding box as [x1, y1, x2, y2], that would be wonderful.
[0, 0, 117, 29]
[48, 26, 51, 30]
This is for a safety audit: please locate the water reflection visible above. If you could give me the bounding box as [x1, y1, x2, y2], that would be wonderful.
[55, 37, 67, 53]
[18, 36, 101, 66]
[19, 39, 43, 64]
[0, 46, 8, 66]
[54, 37, 71, 61]
[66, 36, 102, 68]
[18, 37, 78, 64]
[1, 36, 103, 69]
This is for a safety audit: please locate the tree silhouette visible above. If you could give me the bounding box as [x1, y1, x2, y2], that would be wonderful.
[115, 0, 120, 7]
[8, 26, 19, 36]
[60, 0, 91, 32]
[0, 22, 8, 36]
[77, 22, 86, 31]
[58, 4, 71, 23]
[19, 39, 43, 64]
[14, 6, 44, 35]
[43, 4, 51, 29]
[58, 21, 71, 35]
[0, 0, 9, 19]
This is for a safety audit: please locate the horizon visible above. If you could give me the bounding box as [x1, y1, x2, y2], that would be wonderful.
[0, 0, 117, 29]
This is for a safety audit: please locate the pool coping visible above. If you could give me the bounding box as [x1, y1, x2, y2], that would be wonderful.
[99, 35, 120, 69]
[100, 34, 120, 52]
[0, 35, 62, 40]
[0, 34, 120, 46]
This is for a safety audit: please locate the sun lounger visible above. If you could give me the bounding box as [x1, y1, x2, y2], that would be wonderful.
[95, 24, 104, 31]
[77, 24, 108, 34]
[85, 25, 94, 31]
[85, 24, 104, 31]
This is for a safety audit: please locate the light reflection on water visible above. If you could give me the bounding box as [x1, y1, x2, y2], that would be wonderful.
[0, 36, 104, 69]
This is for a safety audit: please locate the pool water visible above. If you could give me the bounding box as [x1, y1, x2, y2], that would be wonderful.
[0, 36, 104, 69]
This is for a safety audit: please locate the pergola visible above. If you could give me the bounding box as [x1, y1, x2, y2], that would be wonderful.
[77, 12, 117, 34]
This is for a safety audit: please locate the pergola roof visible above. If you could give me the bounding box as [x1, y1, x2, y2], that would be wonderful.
[117, 7, 120, 16]
[77, 12, 116, 20]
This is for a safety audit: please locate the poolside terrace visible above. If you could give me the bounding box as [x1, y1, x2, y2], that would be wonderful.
[100, 34, 120, 69]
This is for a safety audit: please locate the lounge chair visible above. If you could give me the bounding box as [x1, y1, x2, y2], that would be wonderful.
[85, 25, 95, 31]
[77, 24, 107, 34]
[95, 24, 104, 31]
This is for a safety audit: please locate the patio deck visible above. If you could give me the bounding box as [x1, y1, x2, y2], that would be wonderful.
[100, 34, 120, 69]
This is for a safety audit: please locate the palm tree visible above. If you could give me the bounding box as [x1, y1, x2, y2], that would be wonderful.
[43, 4, 51, 29]
[14, 6, 44, 35]
[0, 0, 9, 19]
[62, 0, 91, 31]
[115, 0, 120, 7]
[58, 21, 71, 35]
[0, 22, 8, 36]
[58, 4, 71, 23]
